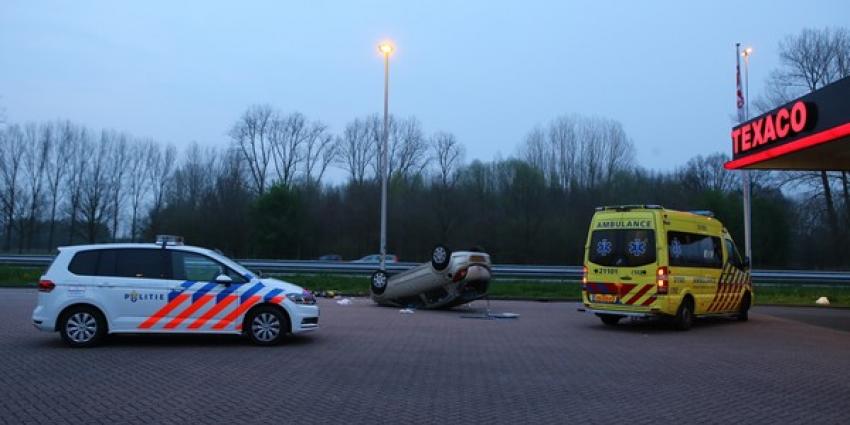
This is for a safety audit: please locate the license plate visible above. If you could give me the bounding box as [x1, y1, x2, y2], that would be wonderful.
[594, 294, 617, 303]
[469, 255, 487, 263]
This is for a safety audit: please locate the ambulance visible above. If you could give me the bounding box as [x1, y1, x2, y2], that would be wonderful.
[579, 205, 752, 330]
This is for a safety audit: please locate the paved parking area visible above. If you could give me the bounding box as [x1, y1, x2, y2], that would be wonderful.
[1, 288, 849, 424]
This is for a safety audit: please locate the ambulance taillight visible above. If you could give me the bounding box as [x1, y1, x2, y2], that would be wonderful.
[581, 266, 588, 289]
[656, 267, 669, 294]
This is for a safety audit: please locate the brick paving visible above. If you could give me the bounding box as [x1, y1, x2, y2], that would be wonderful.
[1, 288, 849, 424]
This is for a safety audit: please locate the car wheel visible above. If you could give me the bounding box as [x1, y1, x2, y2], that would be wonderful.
[674, 298, 694, 331]
[370, 270, 389, 295]
[598, 314, 622, 326]
[431, 244, 451, 271]
[247, 306, 288, 346]
[737, 292, 751, 322]
[59, 306, 106, 348]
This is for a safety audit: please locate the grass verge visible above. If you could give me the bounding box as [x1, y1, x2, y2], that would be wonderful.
[2, 266, 849, 307]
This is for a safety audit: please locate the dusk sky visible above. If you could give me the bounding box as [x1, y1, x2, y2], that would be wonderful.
[2, 1, 848, 178]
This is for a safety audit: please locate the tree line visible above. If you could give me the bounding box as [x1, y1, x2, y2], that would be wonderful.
[1, 27, 848, 268]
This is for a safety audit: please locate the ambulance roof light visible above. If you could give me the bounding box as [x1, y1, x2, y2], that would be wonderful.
[689, 210, 715, 218]
[596, 204, 665, 212]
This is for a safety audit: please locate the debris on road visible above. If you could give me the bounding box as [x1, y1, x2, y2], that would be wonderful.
[816, 296, 830, 305]
[336, 298, 352, 306]
[399, 308, 415, 314]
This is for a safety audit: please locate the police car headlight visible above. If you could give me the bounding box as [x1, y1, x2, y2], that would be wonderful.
[286, 291, 316, 305]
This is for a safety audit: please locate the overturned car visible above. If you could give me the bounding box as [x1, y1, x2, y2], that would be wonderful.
[369, 245, 492, 309]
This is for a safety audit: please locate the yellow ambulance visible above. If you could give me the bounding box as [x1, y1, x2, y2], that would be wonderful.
[579, 205, 753, 330]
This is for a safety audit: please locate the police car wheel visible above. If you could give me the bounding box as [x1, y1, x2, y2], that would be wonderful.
[59, 306, 106, 348]
[247, 306, 288, 346]
[674, 298, 694, 331]
[431, 244, 451, 271]
[737, 292, 751, 322]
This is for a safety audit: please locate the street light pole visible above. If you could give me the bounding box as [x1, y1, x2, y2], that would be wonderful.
[741, 46, 753, 263]
[378, 42, 394, 272]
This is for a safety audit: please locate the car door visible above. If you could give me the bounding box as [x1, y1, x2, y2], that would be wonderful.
[719, 238, 748, 312]
[166, 250, 249, 332]
[96, 248, 175, 332]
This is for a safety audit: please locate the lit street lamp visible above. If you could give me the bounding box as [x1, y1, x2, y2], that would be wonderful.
[378, 41, 394, 272]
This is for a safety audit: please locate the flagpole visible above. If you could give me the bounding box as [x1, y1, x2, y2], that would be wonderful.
[737, 43, 753, 264]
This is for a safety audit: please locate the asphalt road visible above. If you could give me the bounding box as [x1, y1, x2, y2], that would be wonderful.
[1, 288, 849, 424]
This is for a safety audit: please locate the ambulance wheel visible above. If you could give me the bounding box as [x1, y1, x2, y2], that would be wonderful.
[246, 306, 288, 346]
[370, 270, 389, 295]
[674, 298, 694, 331]
[59, 305, 107, 348]
[598, 314, 622, 326]
[431, 245, 451, 271]
[737, 292, 751, 322]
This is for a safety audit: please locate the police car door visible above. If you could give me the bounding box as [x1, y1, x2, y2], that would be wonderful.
[96, 248, 175, 332]
[165, 250, 247, 333]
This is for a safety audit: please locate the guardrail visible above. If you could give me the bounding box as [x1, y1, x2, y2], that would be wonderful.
[2, 254, 849, 285]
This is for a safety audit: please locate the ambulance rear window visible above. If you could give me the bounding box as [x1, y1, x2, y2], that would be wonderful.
[589, 229, 656, 267]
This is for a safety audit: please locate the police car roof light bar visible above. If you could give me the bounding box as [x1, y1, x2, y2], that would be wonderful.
[155, 235, 184, 248]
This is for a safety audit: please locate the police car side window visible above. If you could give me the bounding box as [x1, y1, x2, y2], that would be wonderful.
[113, 249, 167, 279]
[68, 250, 98, 275]
[170, 251, 247, 283]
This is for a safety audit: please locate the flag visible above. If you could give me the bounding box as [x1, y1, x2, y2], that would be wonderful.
[736, 43, 746, 123]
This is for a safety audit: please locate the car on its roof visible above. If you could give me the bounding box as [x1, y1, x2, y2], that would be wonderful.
[32, 236, 319, 347]
[369, 245, 491, 309]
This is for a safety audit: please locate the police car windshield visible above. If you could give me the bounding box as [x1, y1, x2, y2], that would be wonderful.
[203, 249, 254, 278]
[589, 229, 656, 267]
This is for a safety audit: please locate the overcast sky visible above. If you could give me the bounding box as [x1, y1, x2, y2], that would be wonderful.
[2, 0, 848, 177]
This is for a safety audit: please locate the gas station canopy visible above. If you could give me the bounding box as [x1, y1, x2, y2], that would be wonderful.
[725, 76, 850, 171]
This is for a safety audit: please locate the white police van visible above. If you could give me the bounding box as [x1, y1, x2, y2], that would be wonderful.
[32, 236, 319, 347]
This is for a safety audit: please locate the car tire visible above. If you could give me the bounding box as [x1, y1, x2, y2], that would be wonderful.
[370, 270, 389, 295]
[737, 292, 751, 322]
[674, 298, 694, 331]
[598, 314, 622, 326]
[59, 305, 106, 348]
[246, 306, 288, 346]
[431, 244, 451, 271]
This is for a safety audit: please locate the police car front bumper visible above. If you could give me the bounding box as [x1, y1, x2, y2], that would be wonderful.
[290, 305, 320, 334]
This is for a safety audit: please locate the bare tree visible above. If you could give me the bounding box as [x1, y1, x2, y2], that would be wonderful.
[391, 117, 429, 179]
[230, 105, 274, 195]
[126, 140, 153, 242]
[677, 153, 739, 193]
[268, 112, 307, 188]
[65, 128, 91, 244]
[147, 142, 177, 235]
[45, 121, 74, 249]
[301, 122, 336, 185]
[431, 131, 464, 187]
[107, 133, 130, 241]
[337, 116, 377, 184]
[0, 124, 26, 250]
[79, 132, 112, 243]
[22, 123, 49, 250]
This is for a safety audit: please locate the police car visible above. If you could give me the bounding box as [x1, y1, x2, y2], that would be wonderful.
[32, 236, 319, 347]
